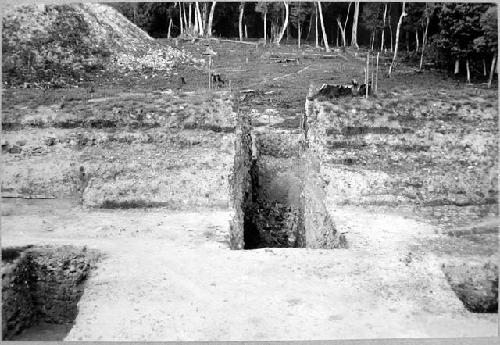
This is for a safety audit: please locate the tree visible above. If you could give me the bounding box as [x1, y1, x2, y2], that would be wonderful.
[336, 2, 351, 47]
[275, 2, 289, 45]
[351, 2, 360, 48]
[437, 3, 491, 81]
[402, 3, 425, 54]
[317, 2, 330, 52]
[389, 2, 407, 76]
[380, 3, 387, 52]
[474, 5, 498, 86]
[315, 4, 319, 48]
[195, 2, 204, 36]
[419, 3, 435, 70]
[361, 3, 382, 51]
[290, 2, 312, 48]
[239, 2, 245, 41]
[207, 2, 216, 37]
[255, 2, 269, 42]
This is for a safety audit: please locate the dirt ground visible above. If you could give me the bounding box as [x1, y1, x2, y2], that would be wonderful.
[2, 39, 498, 340]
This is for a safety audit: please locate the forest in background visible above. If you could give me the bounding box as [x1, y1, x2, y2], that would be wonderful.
[109, 2, 498, 83]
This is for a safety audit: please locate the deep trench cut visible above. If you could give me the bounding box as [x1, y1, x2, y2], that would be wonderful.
[243, 131, 306, 249]
[2, 245, 100, 340]
[229, 109, 346, 250]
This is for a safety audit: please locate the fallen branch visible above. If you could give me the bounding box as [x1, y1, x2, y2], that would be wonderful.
[218, 38, 258, 46]
[272, 65, 312, 81]
[270, 53, 348, 60]
[271, 57, 300, 64]
[2, 194, 56, 199]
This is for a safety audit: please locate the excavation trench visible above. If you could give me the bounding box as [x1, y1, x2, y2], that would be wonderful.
[2, 245, 100, 340]
[230, 111, 346, 250]
[443, 262, 498, 313]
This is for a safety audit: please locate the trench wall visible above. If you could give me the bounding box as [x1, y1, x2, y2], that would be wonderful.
[2, 246, 99, 340]
[229, 111, 253, 249]
[252, 130, 306, 248]
[229, 93, 346, 249]
[302, 96, 346, 248]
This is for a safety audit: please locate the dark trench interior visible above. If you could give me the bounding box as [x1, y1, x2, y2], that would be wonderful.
[242, 134, 305, 250]
[2, 245, 99, 340]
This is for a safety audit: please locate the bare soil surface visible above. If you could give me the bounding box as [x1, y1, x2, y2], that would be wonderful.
[2, 39, 498, 340]
[2, 204, 497, 340]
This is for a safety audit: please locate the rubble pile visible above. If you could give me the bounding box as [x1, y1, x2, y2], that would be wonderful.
[2, 3, 193, 88]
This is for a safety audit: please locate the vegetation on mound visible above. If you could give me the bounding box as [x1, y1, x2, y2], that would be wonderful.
[2, 3, 194, 89]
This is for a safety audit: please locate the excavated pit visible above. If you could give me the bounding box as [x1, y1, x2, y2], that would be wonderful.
[443, 262, 498, 313]
[229, 108, 346, 250]
[243, 130, 306, 249]
[2, 245, 100, 340]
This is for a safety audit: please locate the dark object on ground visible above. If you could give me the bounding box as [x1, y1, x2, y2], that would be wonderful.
[2, 141, 10, 153]
[309, 80, 372, 100]
[2, 245, 99, 340]
[211, 73, 225, 88]
[357, 82, 372, 97]
[87, 86, 95, 99]
[180, 76, 186, 85]
[9, 145, 22, 154]
[271, 57, 300, 64]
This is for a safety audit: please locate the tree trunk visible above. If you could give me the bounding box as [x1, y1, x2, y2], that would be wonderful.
[133, 3, 138, 25]
[415, 30, 419, 53]
[202, 2, 208, 31]
[389, 2, 406, 76]
[488, 53, 496, 88]
[336, 18, 347, 47]
[317, 2, 330, 52]
[298, 21, 301, 48]
[388, 4, 393, 52]
[336, 3, 351, 47]
[207, 2, 216, 37]
[381, 3, 387, 52]
[297, 2, 301, 48]
[315, 4, 319, 48]
[239, 2, 245, 41]
[264, 11, 267, 42]
[189, 3, 192, 28]
[195, 2, 204, 35]
[306, 12, 313, 41]
[344, 2, 352, 46]
[179, 2, 184, 35]
[371, 31, 375, 50]
[405, 30, 409, 53]
[351, 2, 359, 48]
[365, 52, 370, 98]
[275, 2, 289, 45]
[419, 11, 429, 70]
[466, 59, 471, 83]
[483, 59, 487, 76]
[183, 3, 188, 31]
[245, 24, 248, 39]
[167, 18, 173, 38]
